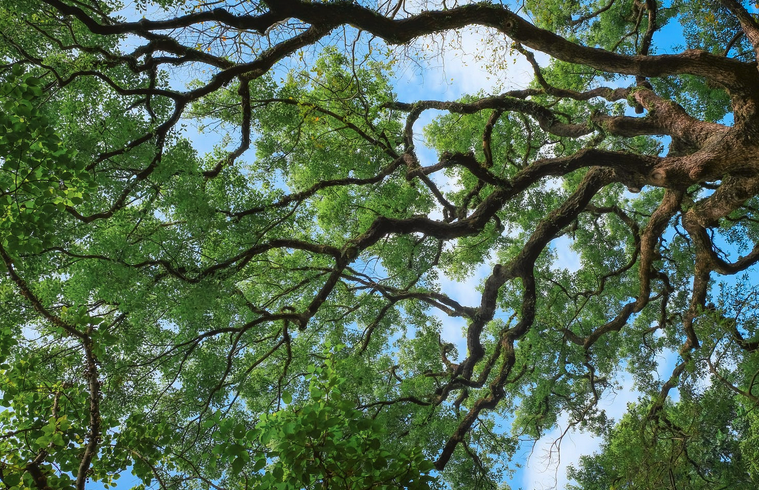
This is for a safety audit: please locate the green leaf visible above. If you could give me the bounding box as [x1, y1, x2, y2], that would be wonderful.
[231, 456, 245, 474]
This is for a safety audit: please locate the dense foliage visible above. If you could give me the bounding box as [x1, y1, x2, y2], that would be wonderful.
[2, 0, 759, 488]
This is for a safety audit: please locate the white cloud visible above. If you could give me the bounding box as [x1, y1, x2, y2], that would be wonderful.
[522, 419, 596, 490]
[518, 349, 687, 489]
[394, 25, 544, 101]
[432, 26, 534, 97]
[522, 372, 640, 490]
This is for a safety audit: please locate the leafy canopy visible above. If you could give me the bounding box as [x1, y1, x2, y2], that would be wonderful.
[2, 1, 759, 489]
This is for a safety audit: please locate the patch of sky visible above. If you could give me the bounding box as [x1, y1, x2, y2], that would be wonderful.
[356, 245, 494, 363]
[435, 258, 496, 361]
[519, 367, 642, 490]
[516, 350, 685, 488]
[551, 235, 582, 273]
[394, 24, 539, 100]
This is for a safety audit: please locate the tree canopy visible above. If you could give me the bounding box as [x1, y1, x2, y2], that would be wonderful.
[2, 0, 759, 488]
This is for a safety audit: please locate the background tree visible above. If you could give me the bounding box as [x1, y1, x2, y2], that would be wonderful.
[2, 0, 759, 488]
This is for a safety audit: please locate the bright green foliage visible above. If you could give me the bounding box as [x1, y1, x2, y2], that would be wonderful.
[0, 358, 131, 490]
[0, 68, 90, 255]
[3, 1, 759, 490]
[568, 390, 758, 489]
[207, 355, 438, 489]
